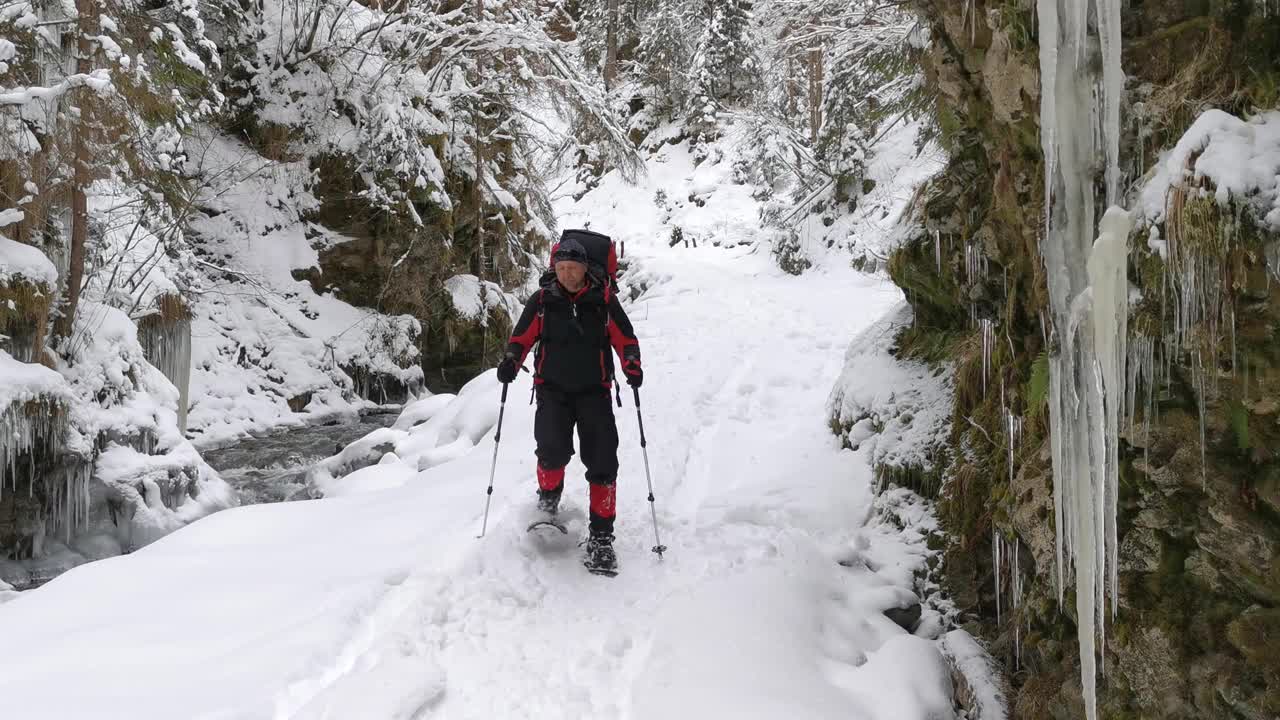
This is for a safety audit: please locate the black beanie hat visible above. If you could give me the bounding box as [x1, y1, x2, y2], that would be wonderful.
[553, 237, 589, 265]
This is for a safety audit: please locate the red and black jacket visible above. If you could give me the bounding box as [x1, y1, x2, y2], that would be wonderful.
[507, 272, 640, 392]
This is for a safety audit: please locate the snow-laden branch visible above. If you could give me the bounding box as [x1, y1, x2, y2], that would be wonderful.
[0, 69, 113, 106]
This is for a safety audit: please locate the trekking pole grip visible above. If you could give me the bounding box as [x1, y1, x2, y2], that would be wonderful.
[632, 386, 647, 448]
[494, 382, 509, 443]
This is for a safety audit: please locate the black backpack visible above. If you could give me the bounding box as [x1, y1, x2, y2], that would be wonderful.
[550, 229, 619, 293]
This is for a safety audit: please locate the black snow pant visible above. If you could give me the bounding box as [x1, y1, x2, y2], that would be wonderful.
[534, 384, 619, 535]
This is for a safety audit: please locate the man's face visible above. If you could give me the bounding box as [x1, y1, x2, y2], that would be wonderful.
[555, 260, 587, 290]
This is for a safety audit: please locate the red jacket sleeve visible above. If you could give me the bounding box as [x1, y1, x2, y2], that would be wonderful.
[606, 294, 640, 364]
[507, 291, 543, 364]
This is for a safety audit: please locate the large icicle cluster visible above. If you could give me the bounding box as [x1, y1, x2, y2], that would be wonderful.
[0, 399, 63, 502]
[0, 348, 70, 499]
[1035, 1, 1131, 718]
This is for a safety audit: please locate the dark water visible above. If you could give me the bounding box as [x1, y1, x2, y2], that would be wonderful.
[202, 411, 400, 504]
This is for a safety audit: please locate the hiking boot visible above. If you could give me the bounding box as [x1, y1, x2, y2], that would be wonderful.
[537, 484, 562, 515]
[582, 532, 618, 576]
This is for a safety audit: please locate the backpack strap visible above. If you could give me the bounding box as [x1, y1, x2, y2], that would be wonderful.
[529, 289, 546, 406]
[531, 288, 546, 369]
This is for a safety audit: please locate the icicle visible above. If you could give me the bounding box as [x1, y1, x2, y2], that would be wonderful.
[1126, 335, 1157, 473]
[1012, 539, 1023, 671]
[1230, 306, 1237, 376]
[993, 527, 1002, 624]
[965, 243, 990, 326]
[934, 230, 942, 272]
[1195, 349, 1208, 488]
[1007, 410, 1023, 488]
[139, 307, 194, 433]
[1, 400, 60, 505]
[1036, 0, 1129, 716]
[1092, 208, 1131, 632]
[981, 319, 996, 396]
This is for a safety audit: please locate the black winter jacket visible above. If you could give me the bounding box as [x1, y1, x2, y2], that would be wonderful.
[507, 273, 640, 392]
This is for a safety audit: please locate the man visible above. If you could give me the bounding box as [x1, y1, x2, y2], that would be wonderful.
[496, 236, 642, 574]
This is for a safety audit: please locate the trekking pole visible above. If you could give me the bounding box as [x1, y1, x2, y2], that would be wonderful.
[632, 387, 668, 558]
[477, 382, 510, 539]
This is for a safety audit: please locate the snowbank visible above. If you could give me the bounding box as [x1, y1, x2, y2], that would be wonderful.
[184, 134, 425, 446]
[0, 576, 16, 604]
[61, 303, 187, 454]
[310, 373, 503, 497]
[941, 629, 1010, 720]
[828, 301, 954, 478]
[2, 302, 235, 588]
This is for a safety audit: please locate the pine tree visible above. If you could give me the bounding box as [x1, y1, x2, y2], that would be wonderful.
[570, 0, 654, 90]
[696, 0, 759, 104]
[575, 0, 610, 79]
[634, 0, 694, 114]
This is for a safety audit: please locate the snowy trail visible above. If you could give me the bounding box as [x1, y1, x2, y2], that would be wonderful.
[281, 244, 936, 720]
[0, 220, 954, 718]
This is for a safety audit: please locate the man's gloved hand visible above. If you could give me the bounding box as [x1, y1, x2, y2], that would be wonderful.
[621, 358, 643, 388]
[497, 352, 519, 384]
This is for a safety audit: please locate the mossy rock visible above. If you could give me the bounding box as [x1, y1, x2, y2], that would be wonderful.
[888, 235, 968, 330]
[0, 278, 53, 364]
[1126, 16, 1216, 86]
[421, 303, 513, 393]
[1225, 606, 1280, 714]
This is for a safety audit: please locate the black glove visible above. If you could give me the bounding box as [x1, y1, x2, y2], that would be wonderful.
[497, 353, 519, 384]
[621, 358, 643, 388]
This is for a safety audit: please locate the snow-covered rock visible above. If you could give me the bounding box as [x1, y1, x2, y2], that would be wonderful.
[1139, 109, 1280, 230]
[0, 233, 57, 287]
[828, 302, 954, 482]
[0, 349, 68, 413]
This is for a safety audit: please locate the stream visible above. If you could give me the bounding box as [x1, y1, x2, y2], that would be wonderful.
[201, 411, 400, 504]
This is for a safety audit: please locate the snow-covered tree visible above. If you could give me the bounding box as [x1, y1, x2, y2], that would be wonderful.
[633, 0, 694, 114]
[694, 0, 759, 104]
[0, 0, 223, 342]
[570, 0, 634, 89]
[219, 0, 639, 281]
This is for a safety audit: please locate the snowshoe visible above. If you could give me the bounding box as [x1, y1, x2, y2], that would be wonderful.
[527, 518, 568, 534]
[582, 533, 618, 577]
